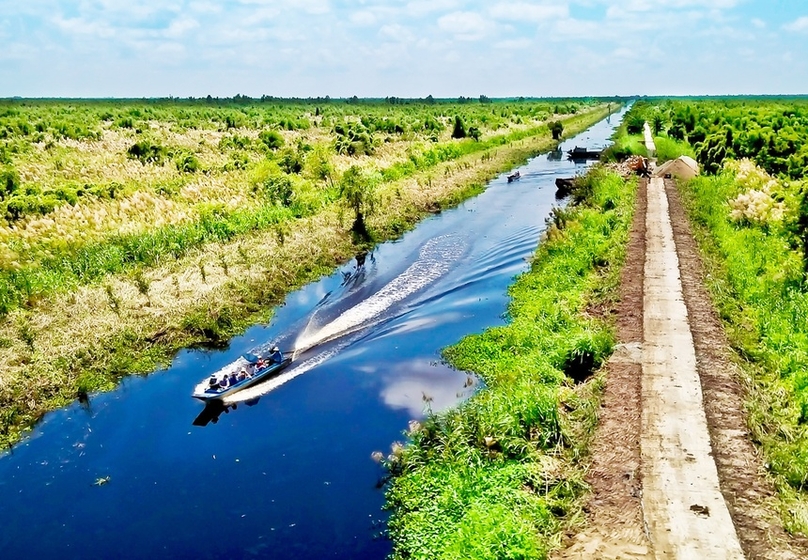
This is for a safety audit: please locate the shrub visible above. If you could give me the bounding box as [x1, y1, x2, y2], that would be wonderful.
[114, 117, 135, 129]
[175, 152, 200, 173]
[549, 121, 564, 140]
[127, 140, 166, 165]
[334, 121, 375, 156]
[253, 162, 295, 206]
[423, 116, 443, 133]
[625, 113, 645, 135]
[278, 148, 304, 174]
[451, 116, 467, 139]
[258, 129, 285, 151]
[5, 193, 60, 220]
[0, 167, 20, 199]
[340, 165, 376, 240]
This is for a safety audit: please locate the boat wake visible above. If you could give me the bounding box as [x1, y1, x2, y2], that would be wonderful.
[222, 234, 467, 403]
[294, 235, 466, 353]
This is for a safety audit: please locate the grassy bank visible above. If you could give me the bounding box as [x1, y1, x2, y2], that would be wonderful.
[0, 104, 616, 448]
[678, 162, 808, 534]
[385, 168, 637, 559]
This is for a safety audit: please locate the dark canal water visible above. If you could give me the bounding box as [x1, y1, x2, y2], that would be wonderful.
[0, 107, 628, 559]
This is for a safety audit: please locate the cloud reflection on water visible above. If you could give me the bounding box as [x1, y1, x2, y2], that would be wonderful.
[380, 359, 478, 417]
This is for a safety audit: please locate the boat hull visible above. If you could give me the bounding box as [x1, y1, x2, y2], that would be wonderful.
[193, 358, 292, 401]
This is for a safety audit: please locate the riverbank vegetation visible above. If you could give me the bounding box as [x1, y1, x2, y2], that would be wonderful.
[0, 98, 617, 447]
[385, 168, 637, 559]
[637, 96, 808, 533]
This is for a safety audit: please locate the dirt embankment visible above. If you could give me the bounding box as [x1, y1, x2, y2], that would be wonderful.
[666, 178, 808, 559]
[557, 174, 808, 559]
[556, 178, 649, 559]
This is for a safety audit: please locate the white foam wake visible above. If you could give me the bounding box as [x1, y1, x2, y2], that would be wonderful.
[223, 345, 345, 404]
[221, 235, 466, 402]
[294, 235, 464, 353]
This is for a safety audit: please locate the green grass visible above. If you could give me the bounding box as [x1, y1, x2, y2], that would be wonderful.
[679, 168, 808, 533]
[385, 168, 636, 559]
[0, 107, 613, 318]
[653, 135, 695, 164]
[601, 133, 647, 161]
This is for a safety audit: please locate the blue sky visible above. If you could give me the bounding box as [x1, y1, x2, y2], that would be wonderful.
[0, 0, 806, 97]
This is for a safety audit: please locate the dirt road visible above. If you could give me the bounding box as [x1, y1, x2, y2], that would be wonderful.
[558, 151, 808, 558]
[641, 175, 743, 557]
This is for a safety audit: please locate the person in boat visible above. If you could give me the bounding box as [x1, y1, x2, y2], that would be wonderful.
[269, 346, 283, 364]
[228, 372, 238, 386]
[208, 375, 218, 389]
[219, 376, 229, 389]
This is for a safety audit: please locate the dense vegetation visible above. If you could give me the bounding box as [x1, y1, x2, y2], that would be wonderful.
[0, 98, 616, 447]
[385, 169, 636, 559]
[0, 98, 597, 317]
[637, 96, 808, 533]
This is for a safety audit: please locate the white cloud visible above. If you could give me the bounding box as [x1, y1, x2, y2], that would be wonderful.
[350, 11, 377, 26]
[406, 0, 461, 17]
[52, 16, 116, 39]
[489, 3, 569, 23]
[0, 0, 805, 97]
[165, 18, 199, 39]
[242, 7, 281, 25]
[552, 18, 604, 39]
[612, 47, 640, 60]
[613, 0, 738, 8]
[437, 11, 493, 41]
[379, 24, 415, 43]
[784, 16, 808, 32]
[495, 38, 533, 50]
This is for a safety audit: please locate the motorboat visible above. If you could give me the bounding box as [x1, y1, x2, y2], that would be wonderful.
[566, 146, 602, 161]
[192, 348, 291, 401]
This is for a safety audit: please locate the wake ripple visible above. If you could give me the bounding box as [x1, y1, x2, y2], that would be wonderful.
[203, 234, 467, 401]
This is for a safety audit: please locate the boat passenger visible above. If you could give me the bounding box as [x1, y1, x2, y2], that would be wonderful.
[219, 376, 229, 389]
[237, 369, 247, 381]
[269, 346, 283, 364]
[228, 373, 238, 386]
[208, 375, 218, 388]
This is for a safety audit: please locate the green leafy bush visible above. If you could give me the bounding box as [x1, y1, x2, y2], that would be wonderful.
[387, 169, 635, 559]
[0, 166, 20, 199]
[258, 129, 285, 151]
[451, 116, 467, 139]
[127, 140, 166, 165]
[174, 152, 200, 173]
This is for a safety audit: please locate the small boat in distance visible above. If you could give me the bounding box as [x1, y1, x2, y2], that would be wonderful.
[566, 146, 602, 161]
[507, 171, 521, 183]
[193, 347, 292, 401]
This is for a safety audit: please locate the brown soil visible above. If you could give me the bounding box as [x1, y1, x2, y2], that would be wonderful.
[665, 179, 808, 560]
[554, 178, 650, 559]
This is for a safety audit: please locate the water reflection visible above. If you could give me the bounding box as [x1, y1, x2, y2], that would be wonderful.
[380, 360, 479, 417]
[192, 398, 261, 427]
